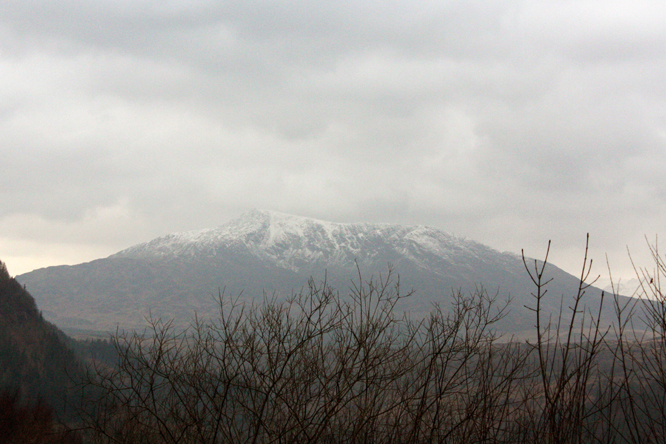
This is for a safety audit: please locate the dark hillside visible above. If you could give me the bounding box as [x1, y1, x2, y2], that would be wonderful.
[0, 261, 82, 419]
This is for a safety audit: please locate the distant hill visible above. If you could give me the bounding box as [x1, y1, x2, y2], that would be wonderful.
[0, 261, 82, 419]
[17, 210, 625, 335]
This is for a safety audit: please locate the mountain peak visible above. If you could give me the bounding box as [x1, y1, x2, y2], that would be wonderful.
[231, 209, 355, 245]
[18, 210, 608, 335]
[227, 209, 341, 240]
[113, 209, 492, 275]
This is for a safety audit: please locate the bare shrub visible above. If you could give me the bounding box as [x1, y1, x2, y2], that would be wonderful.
[79, 268, 525, 444]
[78, 238, 666, 444]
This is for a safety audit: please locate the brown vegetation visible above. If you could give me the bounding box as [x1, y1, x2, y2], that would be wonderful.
[72, 237, 666, 443]
[0, 389, 80, 444]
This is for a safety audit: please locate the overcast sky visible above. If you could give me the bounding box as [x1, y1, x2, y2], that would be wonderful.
[2, 0, 666, 286]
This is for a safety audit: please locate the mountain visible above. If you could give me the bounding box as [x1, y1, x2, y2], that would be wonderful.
[17, 210, 618, 335]
[0, 261, 82, 419]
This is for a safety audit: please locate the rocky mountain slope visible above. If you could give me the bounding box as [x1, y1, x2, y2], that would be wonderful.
[17, 210, 617, 335]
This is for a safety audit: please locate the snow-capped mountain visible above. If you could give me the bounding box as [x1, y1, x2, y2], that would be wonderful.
[16, 210, 613, 334]
[113, 209, 515, 275]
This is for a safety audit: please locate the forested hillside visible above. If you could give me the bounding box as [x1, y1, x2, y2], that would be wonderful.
[0, 261, 82, 418]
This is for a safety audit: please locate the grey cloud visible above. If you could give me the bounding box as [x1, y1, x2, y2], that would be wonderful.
[2, 0, 666, 279]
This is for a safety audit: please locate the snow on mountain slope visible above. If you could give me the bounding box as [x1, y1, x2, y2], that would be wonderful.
[113, 209, 516, 273]
[16, 209, 618, 334]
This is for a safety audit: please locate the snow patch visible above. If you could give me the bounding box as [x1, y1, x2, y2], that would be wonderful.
[112, 209, 511, 273]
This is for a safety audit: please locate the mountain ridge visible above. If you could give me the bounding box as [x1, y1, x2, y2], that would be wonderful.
[111, 209, 516, 276]
[17, 210, 613, 335]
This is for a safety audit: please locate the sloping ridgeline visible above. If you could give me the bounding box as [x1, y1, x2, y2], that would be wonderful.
[0, 260, 82, 419]
[18, 210, 624, 336]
